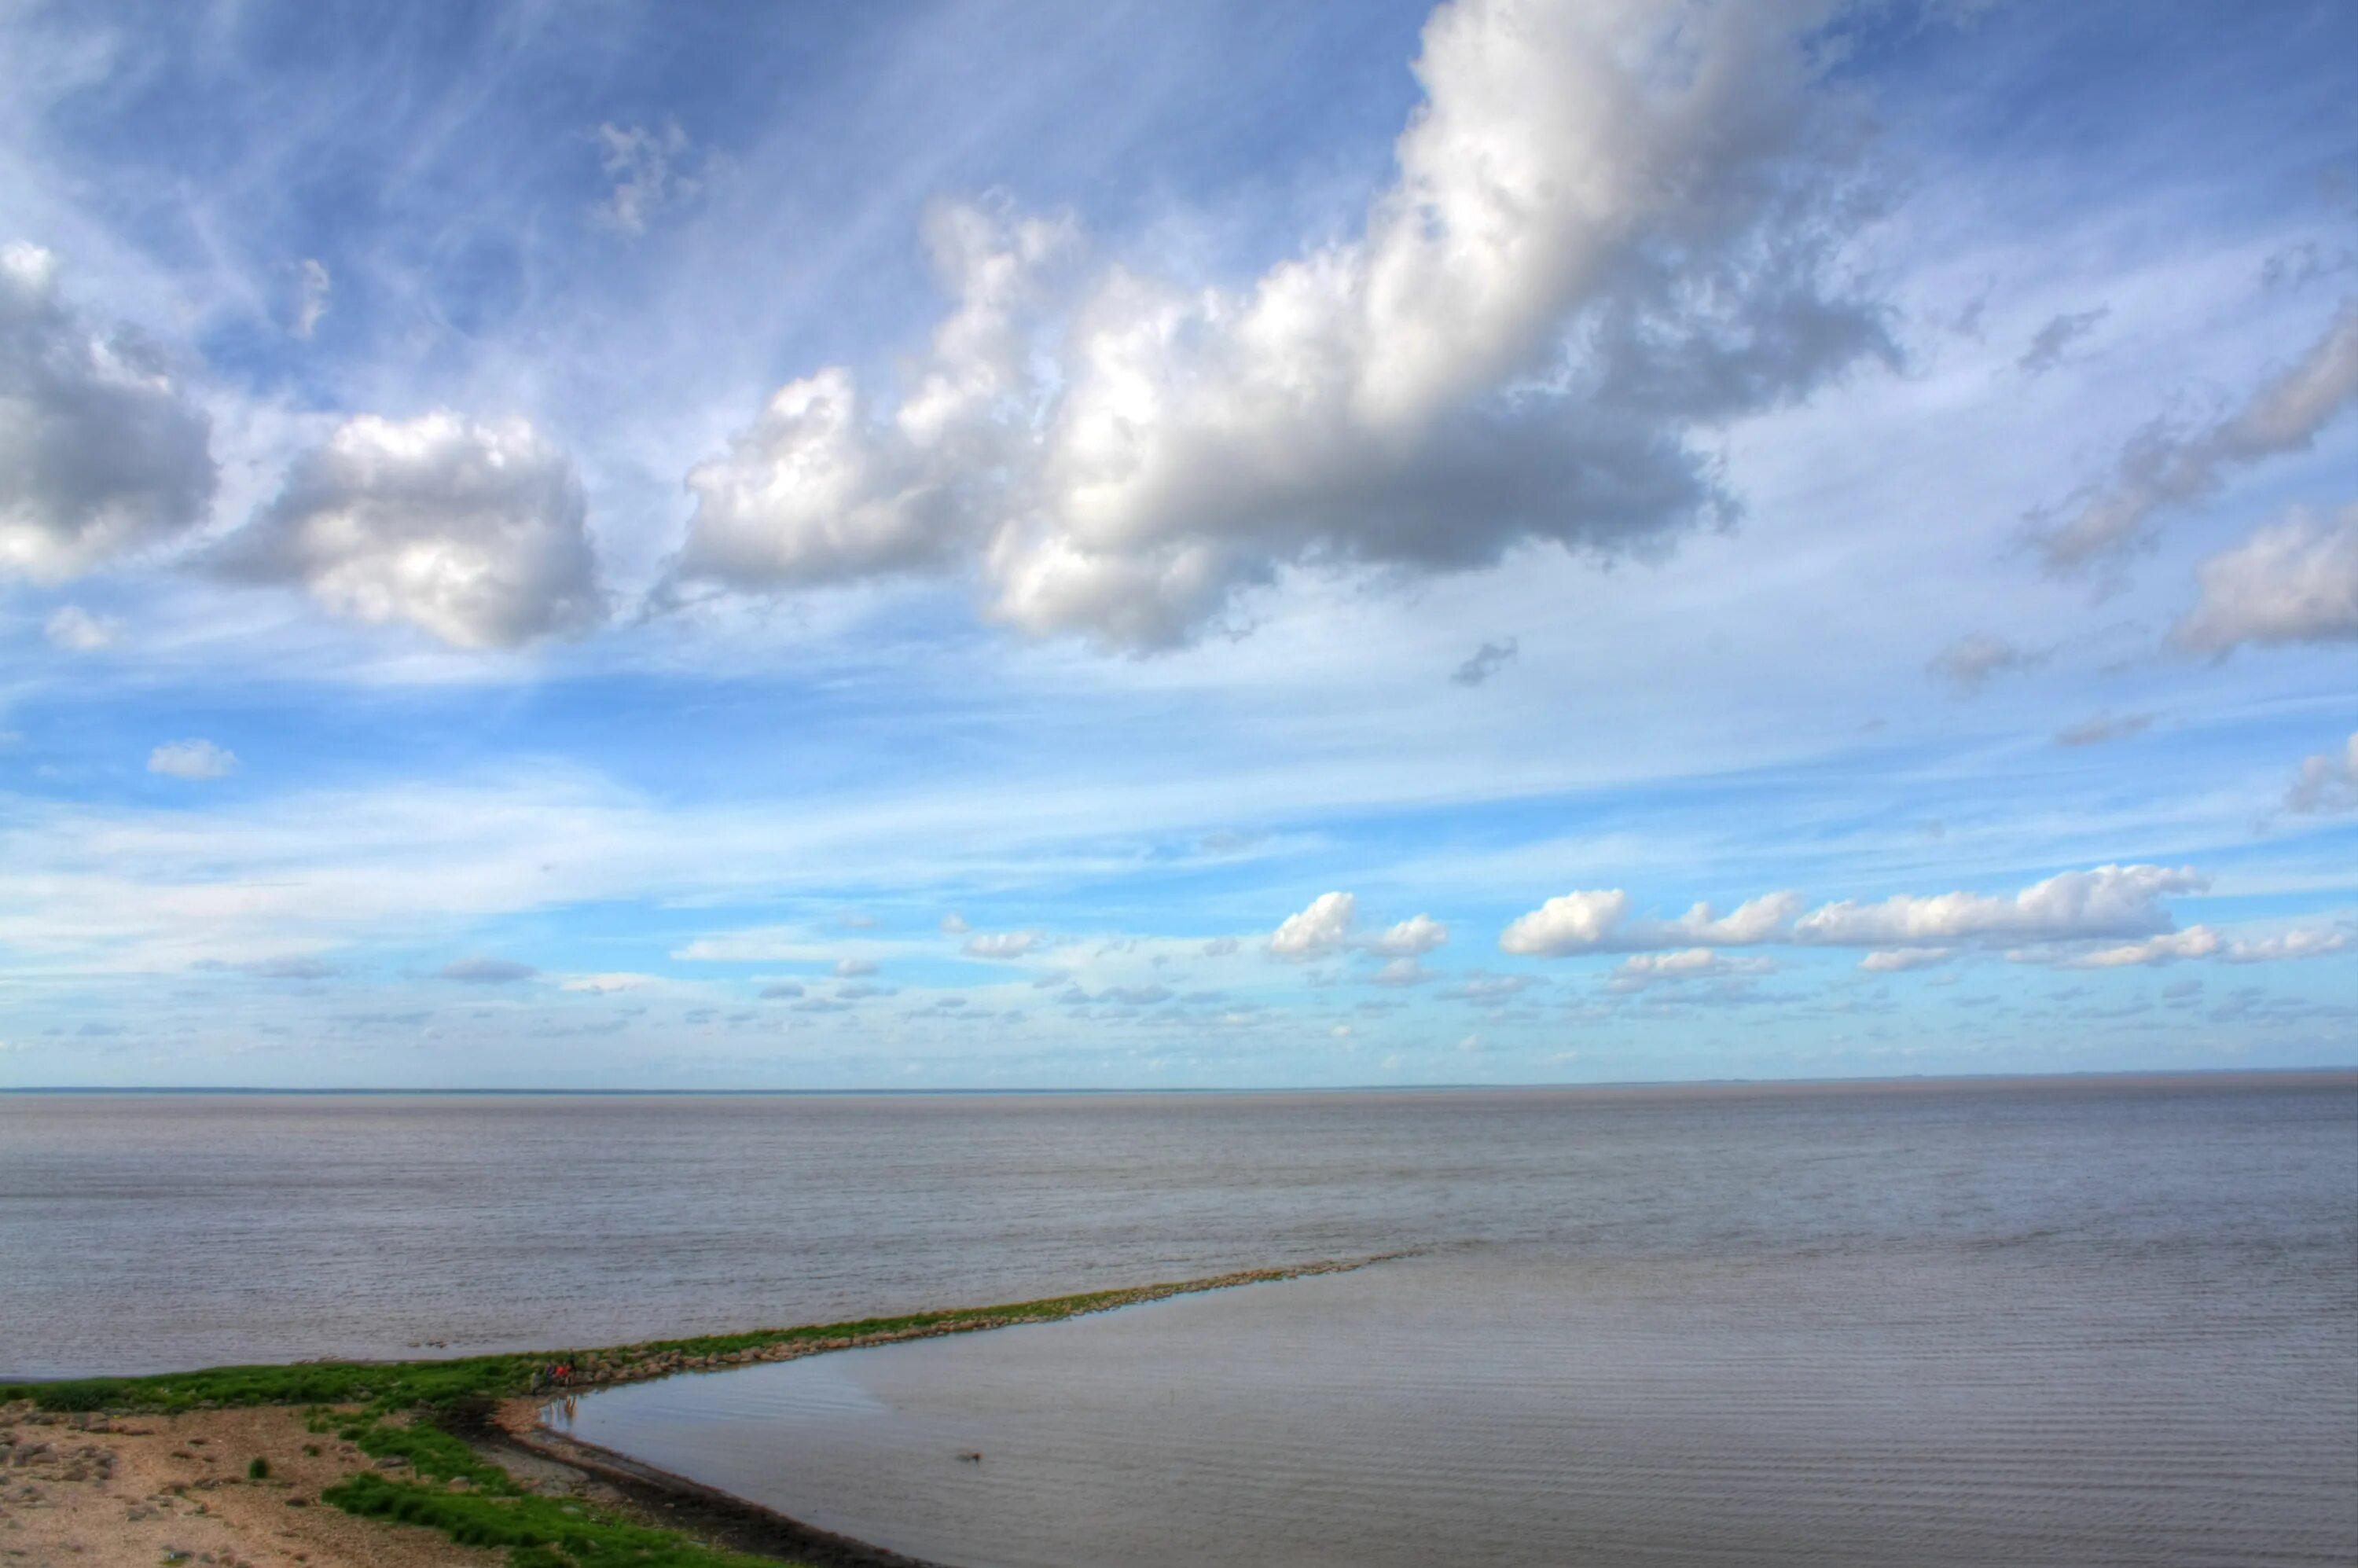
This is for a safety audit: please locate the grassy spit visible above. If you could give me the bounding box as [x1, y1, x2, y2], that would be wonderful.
[2, 1256, 1395, 1568]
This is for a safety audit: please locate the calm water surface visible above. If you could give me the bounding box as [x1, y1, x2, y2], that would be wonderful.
[6, 1076, 2356, 1564]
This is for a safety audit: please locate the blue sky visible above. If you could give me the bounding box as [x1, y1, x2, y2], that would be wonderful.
[2, 0, 2354, 1088]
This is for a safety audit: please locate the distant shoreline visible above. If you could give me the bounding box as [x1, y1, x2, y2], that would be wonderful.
[2, 1066, 2352, 1096]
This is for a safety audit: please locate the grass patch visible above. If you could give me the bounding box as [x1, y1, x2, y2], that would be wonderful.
[319, 1416, 784, 1568]
[322, 1472, 777, 1568]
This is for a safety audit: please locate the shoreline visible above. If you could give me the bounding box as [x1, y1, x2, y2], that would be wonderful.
[489, 1417, 943, 1568]
[2, 1255, 1406, 1568]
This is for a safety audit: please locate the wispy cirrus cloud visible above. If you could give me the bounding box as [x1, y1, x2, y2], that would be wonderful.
[2029, 305, 2358, 573]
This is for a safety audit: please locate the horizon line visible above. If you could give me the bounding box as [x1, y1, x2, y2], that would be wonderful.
[3, 1066, 2352, 1097]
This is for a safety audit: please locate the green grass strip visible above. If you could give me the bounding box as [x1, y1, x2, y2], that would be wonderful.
[333, 1406, 784, 1567]
[0, 1258, 1387, 1416]
[321, 1471, 784, 1568]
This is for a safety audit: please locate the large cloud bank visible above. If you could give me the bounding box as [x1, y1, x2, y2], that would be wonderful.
[0, 244, 215, 582]
[672, 0, 1890, 647]
[222, 412, 604, 648]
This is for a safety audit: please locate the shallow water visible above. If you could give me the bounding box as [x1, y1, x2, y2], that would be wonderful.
[538, 1075, 2358, 1567]
[5, 1077, 2356, 1562]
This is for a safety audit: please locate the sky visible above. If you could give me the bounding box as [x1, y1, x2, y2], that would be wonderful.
[2, 0, 2354, 1089]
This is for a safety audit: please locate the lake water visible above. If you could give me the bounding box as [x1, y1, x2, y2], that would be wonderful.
[6, 1076, 2356, 1564]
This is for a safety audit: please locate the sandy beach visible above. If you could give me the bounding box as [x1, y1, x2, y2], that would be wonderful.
[0, 1393, 962, 1568]
[0, 1403, 512, 1568]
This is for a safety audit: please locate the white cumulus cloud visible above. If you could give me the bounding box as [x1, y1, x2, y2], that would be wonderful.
[2224, 928, 2350, 962]
[1792, 865, 2206, 946]
[2171, 504, 2358, 654]
[221, 411, 604, 648]
[962, 931, 1041, 960]
[1500, 889, 1632, 955]
[1673, 892, 1806, 945]
[1365, 914, 1448, 957]
[44, 604, 119, 650]
[1499, 889, 1799, 955]
[293, 259, 331, 340]
[1504, 868, 2206, 957]
[1270, 891, 1357, 959]
[1927, 633, 2045, 696]
[2046, 927, 2222, 968]
[1858, 947, 1952, 972]
[1370, 957, 1436, 986]
[594, 120, 699, 236]
[560, 972, 662, 994]
[2021, 923, 2350, 968]
[1, 243, 215, 582]
[147, 738, 236, 780]
[1608, 948, 1774, 990]
[670, 0, 1892, 649]
[2283, 733, 2358, 815]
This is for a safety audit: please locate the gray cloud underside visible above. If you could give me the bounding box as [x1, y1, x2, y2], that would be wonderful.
[215, 411, 605, 648]
[2172, 502, 2358, 653]
[0, 244, 215, 582]
[2016, 307, 2106, 377]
